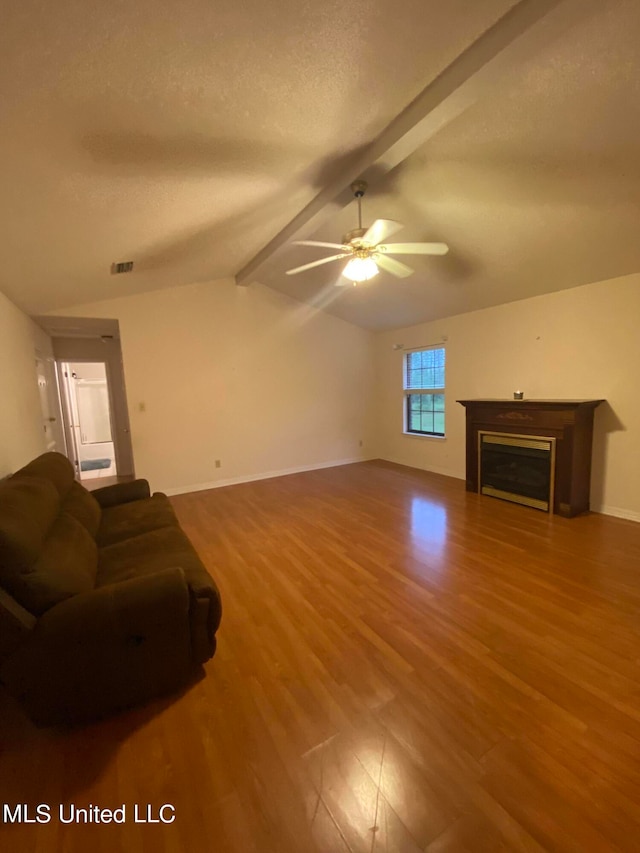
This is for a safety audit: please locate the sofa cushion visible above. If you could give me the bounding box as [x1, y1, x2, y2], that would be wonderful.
[13, 452, 75, 499]
[0, 476, 60, 574]
[98, 526, 210, 589]
[3, 514, 97, 616]
[62, 481, 102, 538]
[96, 493, 179, 547]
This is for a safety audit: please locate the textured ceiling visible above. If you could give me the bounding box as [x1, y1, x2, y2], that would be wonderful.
[2, 1, 638, 330]
[259, 0, 640, 329]
[0, 0, 515, 315]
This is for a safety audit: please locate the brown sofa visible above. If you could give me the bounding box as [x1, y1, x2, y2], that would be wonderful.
[0, 452, 221, 725]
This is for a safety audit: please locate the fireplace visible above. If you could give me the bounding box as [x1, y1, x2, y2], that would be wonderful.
[479, 432, 556, 512]
[457, 399, 603, 517]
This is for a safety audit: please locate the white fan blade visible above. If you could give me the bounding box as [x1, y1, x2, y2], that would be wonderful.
[378, 242, 449, 255]
[293, 240, 347, 250]
[363, 219, 404, 245]
[375, 254, 414, 278]
[286, 254, 350, 275]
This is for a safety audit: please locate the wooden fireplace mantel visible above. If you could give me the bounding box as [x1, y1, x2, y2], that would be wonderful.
[457, 399, 604, 517]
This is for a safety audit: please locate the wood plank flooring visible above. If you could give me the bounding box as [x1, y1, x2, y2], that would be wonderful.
[2, 460, 640, 851]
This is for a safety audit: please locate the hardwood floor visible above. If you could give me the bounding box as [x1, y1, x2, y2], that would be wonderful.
[2, 460, 640, 851]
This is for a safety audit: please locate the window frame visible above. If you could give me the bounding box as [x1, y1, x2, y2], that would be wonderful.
[403, 346, 446, 438]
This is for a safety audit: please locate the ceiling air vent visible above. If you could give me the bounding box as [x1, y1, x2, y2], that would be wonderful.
[111, 261, 134, 275]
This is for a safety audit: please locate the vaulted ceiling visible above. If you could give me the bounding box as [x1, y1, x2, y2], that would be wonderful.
[1, 0, 639, 330]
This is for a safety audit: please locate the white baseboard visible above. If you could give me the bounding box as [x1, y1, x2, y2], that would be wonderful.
[163, 457, 640, 524]
[380, 459, 640, 524]
[163, 456, 372, 497]
[591, 505, 640, 523]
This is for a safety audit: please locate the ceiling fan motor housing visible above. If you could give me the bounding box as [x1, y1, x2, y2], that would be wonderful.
[342, 227, 368, 245]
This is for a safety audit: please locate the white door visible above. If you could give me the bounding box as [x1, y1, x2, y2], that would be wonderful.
[35, 354, 64, 452]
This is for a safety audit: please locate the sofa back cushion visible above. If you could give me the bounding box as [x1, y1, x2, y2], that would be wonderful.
[3, 514, 97, 616]
[0, 476, 60, 573]
[13, 452, 75, 499]
[62, 481, 101, 538]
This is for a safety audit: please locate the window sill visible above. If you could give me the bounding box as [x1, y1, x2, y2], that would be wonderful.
[403, 431, 446, 441]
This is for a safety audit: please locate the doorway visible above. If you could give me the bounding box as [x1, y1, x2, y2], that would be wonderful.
[34, 316, 135, 481]
[59, 361, 117, 480]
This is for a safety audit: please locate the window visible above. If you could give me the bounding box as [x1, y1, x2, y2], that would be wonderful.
[404, 347, 445, 436]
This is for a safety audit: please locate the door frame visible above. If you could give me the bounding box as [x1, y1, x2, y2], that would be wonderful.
[43, 324, 135, 478]
[58, 360, 123, 479]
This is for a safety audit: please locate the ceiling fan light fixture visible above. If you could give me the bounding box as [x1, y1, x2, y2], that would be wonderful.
[285, 180, 448, 283]
[343, 256, 379, 282]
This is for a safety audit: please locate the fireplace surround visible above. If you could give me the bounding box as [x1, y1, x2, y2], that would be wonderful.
[457, 399, 603, 517]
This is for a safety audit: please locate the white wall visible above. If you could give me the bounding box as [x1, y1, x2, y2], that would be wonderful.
[0, 289, 51, 476]
[375, 273, 640, 521]
[55, 278, 375, 494]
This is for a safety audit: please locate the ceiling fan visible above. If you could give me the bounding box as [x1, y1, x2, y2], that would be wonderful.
[285, 180, 448, 284]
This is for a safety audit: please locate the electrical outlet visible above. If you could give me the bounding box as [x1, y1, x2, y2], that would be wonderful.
[215, 459, 221, 468]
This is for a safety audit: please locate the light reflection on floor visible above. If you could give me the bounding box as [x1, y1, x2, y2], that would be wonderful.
[409, 496, 448, 566]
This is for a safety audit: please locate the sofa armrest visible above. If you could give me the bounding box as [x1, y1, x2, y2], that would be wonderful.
[1, 569, 194, 725]
[188, 579, 222, 664]
[0, 587, 36, 662]
[91, 479, 151, 508]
